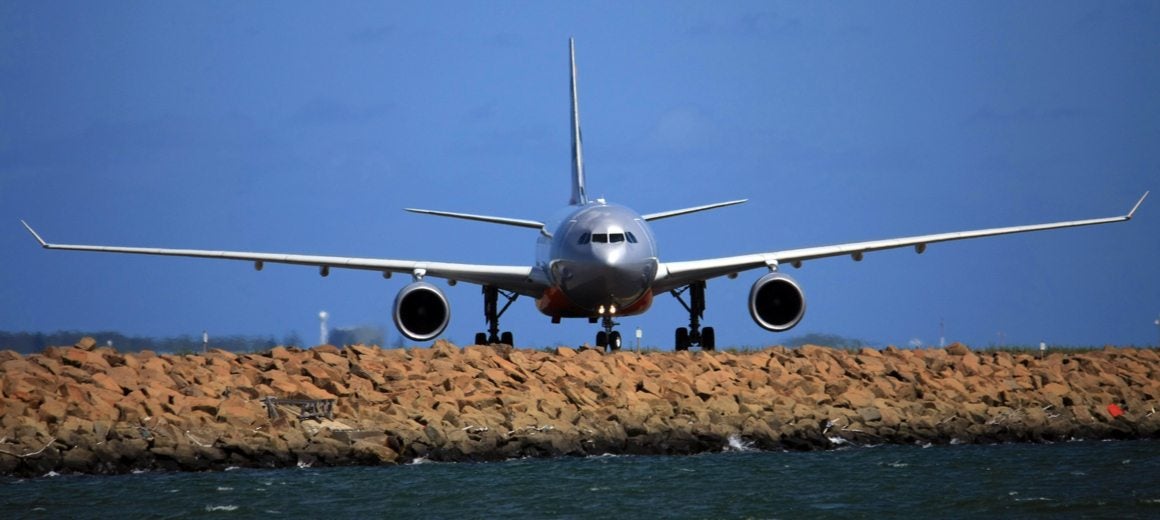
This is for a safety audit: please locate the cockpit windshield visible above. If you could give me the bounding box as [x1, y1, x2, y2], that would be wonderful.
[579, 231, 638, 245]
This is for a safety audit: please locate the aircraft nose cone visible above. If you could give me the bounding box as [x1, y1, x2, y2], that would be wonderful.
[595, 254, 655, 304]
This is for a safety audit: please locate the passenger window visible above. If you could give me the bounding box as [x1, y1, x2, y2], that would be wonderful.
[626, 232, 637, 244]
[610, 233, 625, 243]
[592, 233, 608, 243]
[578, 232, 590, 245]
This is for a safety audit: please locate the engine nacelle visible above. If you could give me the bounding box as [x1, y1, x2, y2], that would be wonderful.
[748, 272, 806, 332]
[393, 281, 451, 342]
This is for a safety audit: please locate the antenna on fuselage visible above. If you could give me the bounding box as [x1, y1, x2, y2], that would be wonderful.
[569, 38, 588, 206]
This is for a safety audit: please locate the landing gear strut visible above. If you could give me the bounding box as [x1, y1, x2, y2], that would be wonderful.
[671, 280, 715, 351]
[474, 285, 517, 346]
[594, 315, 622, 352]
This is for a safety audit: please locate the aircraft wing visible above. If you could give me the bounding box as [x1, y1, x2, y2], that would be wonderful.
[19, 221, 548, 296]
[653, 191, 1148, 293]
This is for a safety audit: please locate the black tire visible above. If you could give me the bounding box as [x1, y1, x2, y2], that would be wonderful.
[702, 327, 716, 351]
[501, 331, 514, 346]
[475, 332, 487, 345]
[596, 331, 607, 348]
[610, 331, 622, 351]
[675, 327, 689, 351]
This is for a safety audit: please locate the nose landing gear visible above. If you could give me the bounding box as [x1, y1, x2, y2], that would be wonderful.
[594, 315, 622, 352]
[671, 281, 715, 351]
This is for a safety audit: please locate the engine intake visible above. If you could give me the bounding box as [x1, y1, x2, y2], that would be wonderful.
[393, 281, 451, 341]
[748, 272, 806, 332]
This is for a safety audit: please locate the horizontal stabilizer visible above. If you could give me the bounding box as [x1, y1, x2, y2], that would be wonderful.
[404, 208, 545, 229]
[642, 199, 748, 222]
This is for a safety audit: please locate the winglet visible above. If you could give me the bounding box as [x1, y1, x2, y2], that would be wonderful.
[20, 220, 49, 248]
[1126, 191, 1149, 220]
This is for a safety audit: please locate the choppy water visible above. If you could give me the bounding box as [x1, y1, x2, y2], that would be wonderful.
[2, 440, 1158, 518]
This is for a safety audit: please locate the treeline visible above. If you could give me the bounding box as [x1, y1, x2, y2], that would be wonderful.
[0, 330, 305, 354]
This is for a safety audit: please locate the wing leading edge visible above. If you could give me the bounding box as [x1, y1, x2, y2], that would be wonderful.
[654, 191, 1148, 293]
[19, 220, 548, 297]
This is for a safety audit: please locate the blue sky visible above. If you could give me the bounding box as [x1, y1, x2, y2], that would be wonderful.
[2, 1, 1157, 349]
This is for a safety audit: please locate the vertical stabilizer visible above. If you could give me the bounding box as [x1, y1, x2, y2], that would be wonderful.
[569, 38, 588, 205]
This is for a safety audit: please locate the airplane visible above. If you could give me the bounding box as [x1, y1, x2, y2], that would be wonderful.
[20, 39, 1149, 352]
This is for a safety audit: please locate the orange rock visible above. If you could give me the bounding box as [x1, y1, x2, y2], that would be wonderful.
[89, 372, 122, 394]
[216, 397, 259, 428]
[106, 365, 140, 392]
[269, 346, 293, 361]
[297, 380, 338, 400]
[38, 397, 68, 425]
[838, 386, 876, 409]
[945, 343, 970, 356]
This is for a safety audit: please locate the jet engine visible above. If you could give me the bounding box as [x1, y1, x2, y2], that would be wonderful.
[748, 272, 806, 332]
[393, 281, 451, 341]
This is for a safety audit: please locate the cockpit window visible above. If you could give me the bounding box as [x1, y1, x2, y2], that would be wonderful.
[584, 231, 637, 246]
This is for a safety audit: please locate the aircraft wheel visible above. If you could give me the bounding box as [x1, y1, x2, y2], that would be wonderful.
[609, 331, 622, 351]
[596, 331, 607, 349]
[475, 332, 487, 346]
[675, 328, 689, 351]
[702, 327, 716, 351]
[501, 331, 514, 346]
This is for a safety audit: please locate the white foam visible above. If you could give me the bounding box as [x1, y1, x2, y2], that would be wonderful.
[205, 505, 238, 512]
[217, 486, 233, 492]
[725, 434, 756, 452]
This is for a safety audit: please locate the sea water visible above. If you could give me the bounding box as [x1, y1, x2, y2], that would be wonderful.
[1, 440, 1158, 518]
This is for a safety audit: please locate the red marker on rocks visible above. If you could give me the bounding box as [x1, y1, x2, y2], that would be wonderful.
[1108, 404, 1125, 418]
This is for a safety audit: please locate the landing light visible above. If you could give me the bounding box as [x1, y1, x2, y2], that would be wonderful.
[598, 305, 605, 315]
[609, 304, 617, 315]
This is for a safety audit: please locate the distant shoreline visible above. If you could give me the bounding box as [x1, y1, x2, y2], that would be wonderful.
[1, 339, 1156, 477]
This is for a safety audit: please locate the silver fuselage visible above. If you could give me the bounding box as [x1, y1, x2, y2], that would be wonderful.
[535, 201, 659, 318]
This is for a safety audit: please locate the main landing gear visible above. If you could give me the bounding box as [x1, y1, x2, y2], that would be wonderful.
[671, 280, 715, 351]
[475, 285, 518, 346]
[594, 315, 622, 352]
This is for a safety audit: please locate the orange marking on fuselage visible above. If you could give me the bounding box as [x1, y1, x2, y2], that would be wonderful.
[536, 287, 654, 319]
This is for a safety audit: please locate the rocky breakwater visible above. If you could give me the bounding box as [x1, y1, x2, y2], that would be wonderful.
[1, 339, 1157, 476]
